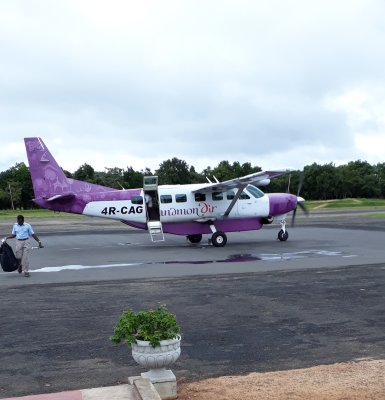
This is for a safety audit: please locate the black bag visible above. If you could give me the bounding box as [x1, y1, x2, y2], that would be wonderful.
[0, 242, 18, 272]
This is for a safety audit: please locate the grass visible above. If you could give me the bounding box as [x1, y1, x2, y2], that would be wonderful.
[307, 198, 385, 209]
[0, 209, 83, 219]
[367, 213, 385, 218]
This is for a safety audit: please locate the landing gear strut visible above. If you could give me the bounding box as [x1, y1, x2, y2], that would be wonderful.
[277, 219, 289, 242]
[207, 223, 228, 247]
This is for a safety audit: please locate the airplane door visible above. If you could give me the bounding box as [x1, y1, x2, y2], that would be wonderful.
[143, 176, 160, 221]
[143, 176, 164, 242]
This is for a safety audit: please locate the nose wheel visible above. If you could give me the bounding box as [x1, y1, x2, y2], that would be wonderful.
[211, 231, 227, 247]
[277, 219, 289, 241]
[278, 229, 289, 241]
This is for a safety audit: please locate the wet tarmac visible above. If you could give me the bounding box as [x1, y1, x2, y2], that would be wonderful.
[0, 211, 385, 398]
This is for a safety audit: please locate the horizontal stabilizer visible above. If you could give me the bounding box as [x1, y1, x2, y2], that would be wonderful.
[45, 192, 76, 202]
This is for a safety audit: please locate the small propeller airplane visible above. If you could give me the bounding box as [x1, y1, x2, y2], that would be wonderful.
[24, 137, 307, 247]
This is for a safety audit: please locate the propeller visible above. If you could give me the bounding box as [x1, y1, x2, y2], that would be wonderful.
[291, 172, 309, 226]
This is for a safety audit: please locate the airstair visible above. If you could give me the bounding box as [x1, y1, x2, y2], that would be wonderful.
[147, 220, 165, 242]
[143, 176, 164, 242]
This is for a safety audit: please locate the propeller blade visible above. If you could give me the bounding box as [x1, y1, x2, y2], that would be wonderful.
[297, 172, 304, 196]
[297, 200, 309, 216]
[292, 195, 309, 227]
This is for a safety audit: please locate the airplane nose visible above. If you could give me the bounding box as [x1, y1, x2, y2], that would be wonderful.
[268, 193, 298, 215]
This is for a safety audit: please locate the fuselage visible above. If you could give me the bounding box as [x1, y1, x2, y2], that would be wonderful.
[34, 183, 298, 236]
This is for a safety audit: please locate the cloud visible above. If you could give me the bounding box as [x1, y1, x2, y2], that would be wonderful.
[325, 84, 385, 164]
[1, 0, 385, 174]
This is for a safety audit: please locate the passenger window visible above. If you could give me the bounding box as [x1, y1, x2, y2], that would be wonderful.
[175, 194, 187, 203]
[212, 192, 223, 201]
[226, 191, 235, 200]
[131, 196, 143, 204]
[195, 193, 206, 202]
[160, 195, 172, 204]
[240, 191, 250, 200]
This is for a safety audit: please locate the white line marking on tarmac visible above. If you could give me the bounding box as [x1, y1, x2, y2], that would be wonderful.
[33, 263, 142, 272]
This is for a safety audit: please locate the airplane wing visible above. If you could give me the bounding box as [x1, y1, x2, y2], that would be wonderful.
[192, 170, 291, 194]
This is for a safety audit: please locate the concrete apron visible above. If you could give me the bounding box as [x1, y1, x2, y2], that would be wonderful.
[1, 377, 165, 400]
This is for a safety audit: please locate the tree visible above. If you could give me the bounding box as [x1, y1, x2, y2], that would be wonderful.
[73, 163, 95, 182]
[123, 167, 144, 189]
[0, 162, 34, 209]
[202, 161, 261, 182]
[156, 158, 193, 184]
[301, 163, 339, 200]
[337, 161, 379, 198]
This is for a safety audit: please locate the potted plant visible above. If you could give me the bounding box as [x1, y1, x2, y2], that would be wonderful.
[111, 305, 181, 382]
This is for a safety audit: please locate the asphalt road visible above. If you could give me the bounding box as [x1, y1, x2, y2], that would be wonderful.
[0, 211, 385, 398]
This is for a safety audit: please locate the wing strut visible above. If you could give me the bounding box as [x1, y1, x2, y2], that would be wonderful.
[224, 185, 246, 217]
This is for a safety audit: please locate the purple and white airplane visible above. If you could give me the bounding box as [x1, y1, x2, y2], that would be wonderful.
[25, 137, 306, 247]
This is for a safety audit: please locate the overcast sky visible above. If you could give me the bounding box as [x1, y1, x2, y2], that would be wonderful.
[1, 0, 385, 175]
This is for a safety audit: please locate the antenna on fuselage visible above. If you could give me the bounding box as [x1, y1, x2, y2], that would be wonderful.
[206, 176, 213, 183]
[213, 176, 220, 183]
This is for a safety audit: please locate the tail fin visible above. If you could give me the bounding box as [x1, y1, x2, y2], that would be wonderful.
[25, 137, 112, 206]
[25, 137, 72, 200]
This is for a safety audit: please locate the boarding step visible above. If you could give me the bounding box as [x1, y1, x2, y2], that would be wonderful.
[147, 221, 165, 242]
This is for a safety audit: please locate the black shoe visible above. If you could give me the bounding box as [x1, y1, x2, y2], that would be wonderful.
[24, 272, 30, 278]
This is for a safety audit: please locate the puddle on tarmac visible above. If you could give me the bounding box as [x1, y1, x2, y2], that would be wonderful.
[160, 250, 344, 265]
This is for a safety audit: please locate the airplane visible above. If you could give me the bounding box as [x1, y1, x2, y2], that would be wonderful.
[24, 137, 307, 247]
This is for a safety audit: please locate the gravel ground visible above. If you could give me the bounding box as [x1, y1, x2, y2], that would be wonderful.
[177, 359, 385, 400]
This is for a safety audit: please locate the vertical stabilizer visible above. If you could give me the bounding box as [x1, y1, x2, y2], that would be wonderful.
[25, 137, 70, 200]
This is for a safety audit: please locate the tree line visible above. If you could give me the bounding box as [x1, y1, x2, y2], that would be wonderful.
[1, 158, 385, 210]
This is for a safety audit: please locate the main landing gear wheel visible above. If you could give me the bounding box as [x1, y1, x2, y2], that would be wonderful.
[211, 231, 227, 247]
[187, 234, 202, 244]
[278, 229, 289, 242]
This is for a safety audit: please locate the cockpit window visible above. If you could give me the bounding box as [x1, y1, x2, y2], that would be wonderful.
[247, 184, 265, 199]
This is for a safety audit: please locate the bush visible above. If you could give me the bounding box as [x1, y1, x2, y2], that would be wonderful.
[111, 305, 181, 348]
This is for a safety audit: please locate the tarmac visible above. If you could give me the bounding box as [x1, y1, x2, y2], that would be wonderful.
[1, 210, 385, 400]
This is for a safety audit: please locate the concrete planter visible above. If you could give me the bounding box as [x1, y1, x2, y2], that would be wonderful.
[131, 336, 181, 399]
[132, 336, 181, 375]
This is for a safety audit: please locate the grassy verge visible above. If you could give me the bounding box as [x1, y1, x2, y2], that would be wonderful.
[0, 209, 83, 219]
[307, 198, 385, 209]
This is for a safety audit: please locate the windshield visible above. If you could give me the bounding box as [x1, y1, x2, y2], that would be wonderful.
[246, 184, 265, 199]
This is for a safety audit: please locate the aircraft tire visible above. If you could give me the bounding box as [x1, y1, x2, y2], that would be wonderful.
[187, 234, 202, 244]
[278, 229, 289, 241]
[212, 231, 227, 247]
